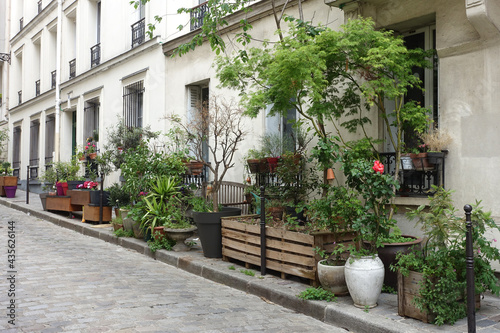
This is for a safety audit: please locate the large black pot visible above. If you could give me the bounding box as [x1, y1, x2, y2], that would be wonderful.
[89, 190, 110, 206]
[192, 207, 242, 258]
[67, 180, 85, 190]
[376, 236, 423, 289]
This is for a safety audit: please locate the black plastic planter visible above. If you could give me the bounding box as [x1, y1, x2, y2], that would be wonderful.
[192, 207, 242, 258]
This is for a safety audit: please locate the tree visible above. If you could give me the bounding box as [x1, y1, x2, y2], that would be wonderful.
[130, 0, 304, 56]
[168, 96, 248, 212]
[216, 17, 432, 206]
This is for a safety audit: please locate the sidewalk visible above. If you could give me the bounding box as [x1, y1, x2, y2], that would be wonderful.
[2, 189, 500, 333]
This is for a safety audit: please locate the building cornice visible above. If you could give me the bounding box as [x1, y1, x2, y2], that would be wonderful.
[10, 0, 58, 45]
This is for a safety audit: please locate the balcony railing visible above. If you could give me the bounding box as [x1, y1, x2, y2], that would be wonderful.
[35, 80, 40, 96]
[91, 44, 100, 68]
[380, 152, 446, 197]
[51, 70, 56, 89]
[131, 18, 145, 48]
[69, 59, 76, 79]
[18, 90, 22, 105]
[38, 1, 42, 14]
[12, 161, 20, 177]
[190, 2, 208, 31]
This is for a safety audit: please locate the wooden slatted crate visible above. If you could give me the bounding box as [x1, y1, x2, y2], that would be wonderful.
[397, 270, 480, 323]
[221, 215, 356, 285]
[46, 195, 82, 212]
[67, 189, 91, 206]
[83, 204, 112, 222]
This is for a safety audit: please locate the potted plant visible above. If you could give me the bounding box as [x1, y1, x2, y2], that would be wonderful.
[39, 165, 58, 210]
[340, 143, 400, 308]
[162, 200, 197, 252]
[307, 186, 359, 295]
[107, 182, 131, 217]
[394, 186, 500, 325]
[168, 96, 247, 258]
[0, 162, 18, 197]
[419, 126, 452, 164]
[111, 216, 123, 231]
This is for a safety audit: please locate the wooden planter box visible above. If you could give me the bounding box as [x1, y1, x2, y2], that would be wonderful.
[83, 204, 112, 222]
[0, 176, 18, 197]
[221, 215, 356, 285]
[397, 270, 480, 323]
[46, 195, 82, 212]
[67, 189, 91, 206]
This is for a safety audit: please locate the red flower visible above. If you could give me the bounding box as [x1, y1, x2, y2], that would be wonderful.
[373, 160, 384, 174]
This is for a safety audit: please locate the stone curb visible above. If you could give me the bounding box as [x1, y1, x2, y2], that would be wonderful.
[0, 197, 421, 333]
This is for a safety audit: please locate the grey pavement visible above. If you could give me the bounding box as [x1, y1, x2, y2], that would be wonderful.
[1, 190, 500, 333]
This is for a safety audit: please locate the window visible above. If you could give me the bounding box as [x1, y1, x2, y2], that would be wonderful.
[131, 1, 145, 47]
[123, 81, 144, 128]
[12, 126, 22, 177]
[30, 120, 40, 179]
[45, 115, 55, 166]
[187, 85, 209, 162]
[84, 100, 99, 141]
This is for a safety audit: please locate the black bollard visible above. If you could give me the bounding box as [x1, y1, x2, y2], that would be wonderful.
[260, 186, 266, 275]
[26, 166, 30, 204]
[464, 204, 476, 333]
[99, 172, 104, 224]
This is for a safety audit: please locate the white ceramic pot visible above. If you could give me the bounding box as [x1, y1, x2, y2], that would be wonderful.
[344, 255, 384, 308]
[317, 260, 348, 295]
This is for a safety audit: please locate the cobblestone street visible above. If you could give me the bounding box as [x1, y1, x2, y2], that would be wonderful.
[0, 205, 346, 333]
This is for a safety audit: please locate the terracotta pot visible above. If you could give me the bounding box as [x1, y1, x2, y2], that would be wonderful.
[247, 159, 260, 173]
[410, 153, 434, 170]
[153, 226, 166, 240]
[267, 157, 279, 173]
[89, 152, 97, 159]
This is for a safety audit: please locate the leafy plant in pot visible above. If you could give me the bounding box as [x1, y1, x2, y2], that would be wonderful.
[393, 186, 500, 325]
[167, 96, 247, 258]
[340, 143, 400, 308]
[307, 186, 360, 295]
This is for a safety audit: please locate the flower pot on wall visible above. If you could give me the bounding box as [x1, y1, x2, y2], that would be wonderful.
[410, 153, 434, 170]
[344, 255, 385, 308]
[192, 207, 242, 258]
[427, 151, 445, 164]
[267, 157, 279, 173]
[247, 159, 260, 174]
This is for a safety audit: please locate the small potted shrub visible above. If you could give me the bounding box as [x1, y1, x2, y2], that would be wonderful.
[394, 185, 500, 325]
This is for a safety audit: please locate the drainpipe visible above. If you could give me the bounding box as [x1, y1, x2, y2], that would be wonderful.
[3, 0, 11, 120]
[54, 0, 62, 162]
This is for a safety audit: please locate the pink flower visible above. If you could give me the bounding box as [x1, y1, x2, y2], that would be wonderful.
[85, 146, 89, 150]
[494, 239, 497, 242]
[92, 144, 96, 148]
[373, 160, 384, 174]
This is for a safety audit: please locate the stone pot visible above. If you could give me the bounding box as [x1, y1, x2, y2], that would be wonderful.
[345, 255, 385, 308]
[164, 226, 198, 252]
[317, 260, 348, 295]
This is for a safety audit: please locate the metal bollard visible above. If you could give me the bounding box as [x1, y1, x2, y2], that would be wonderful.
[260, 185, 266, 275]
[26, 166, 30, 204]
[464, 204, 476, 333]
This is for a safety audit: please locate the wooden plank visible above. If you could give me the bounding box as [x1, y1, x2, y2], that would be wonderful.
[222, 248, 316, 281]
